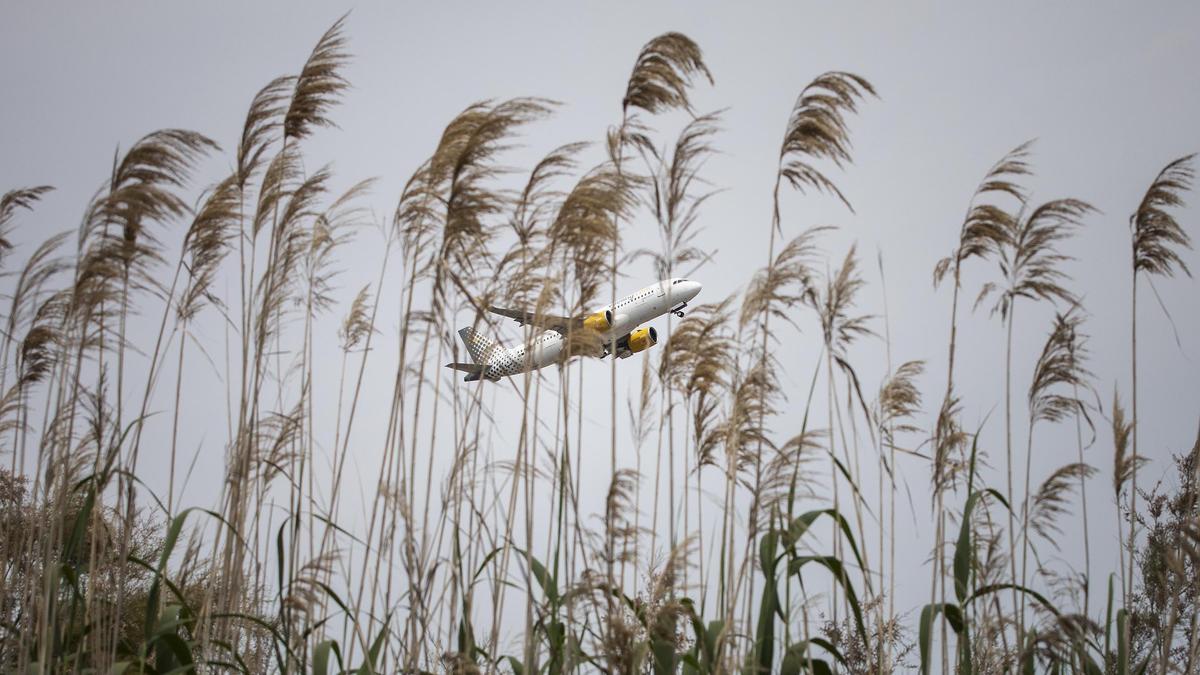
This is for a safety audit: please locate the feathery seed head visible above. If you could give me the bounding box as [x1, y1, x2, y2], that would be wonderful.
[778, 72, 876, 214]
[622, 32, 712, 115]
[1133, 153, 1195, 278]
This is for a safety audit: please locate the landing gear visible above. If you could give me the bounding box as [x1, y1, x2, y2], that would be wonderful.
[670, 301, 688, 318]
[674, 310, 685, 318]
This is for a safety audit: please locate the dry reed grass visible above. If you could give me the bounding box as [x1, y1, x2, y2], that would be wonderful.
[0, 16, 1197, 675]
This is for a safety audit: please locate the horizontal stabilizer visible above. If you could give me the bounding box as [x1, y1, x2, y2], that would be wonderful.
[445, 362, 485, 382]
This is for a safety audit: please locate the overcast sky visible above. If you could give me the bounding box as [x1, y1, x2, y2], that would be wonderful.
[4, 1, 1200, 637]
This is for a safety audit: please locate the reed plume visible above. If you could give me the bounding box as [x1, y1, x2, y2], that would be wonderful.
[1127, 154, 1194, 670]
[715, 357, 776, 637]
[338, 284, 374, 351]
[283, 15, 350, 143]
[73, 130, 216, 337]
[236, 77, 292, 188]
[631, 111, 721, 596]
[2, 233, 69, 398]
[1019, 307, 1093, 604]
[177, 175, 242, 321]
[662, 298, 733, 611]
[302, 179, 374, 314]
[1027, 308, 1091, 427]
[610, 34, 712, 576]
[776, 72, 876, 214]
[1028, 462, 1096, 544]
[813, 245, 875, 358]
[1132, 154, 1195, 278]
[1110, 390, 1139, 500]
[932, 140, 1030, 467]
[877, 361, 925, 446]
[496, 142, 587, 297]
[760, 81, 874, 648]
[253, 165, 330, 348]
[621, 33, 713, 115]
[927, 143, 1031, 667]
[434, 98, 553, 311]
[975, 186, 1092, 643]
[812, 245, 876, 647]
[740, 226, 829, 335]
[549, 162, 635, 314]
[635, 111, 721, 281]
[934, 141, 1032, 293]
[976, 197, 1093, 318]
[1108, 386, 1146, 672]
[0, 187, 53, 270]
[664, 299, 735, 439]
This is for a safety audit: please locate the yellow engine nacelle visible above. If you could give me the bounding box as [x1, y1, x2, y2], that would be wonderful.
[583, 310, 613, 332]
[627, 326, 658, 353]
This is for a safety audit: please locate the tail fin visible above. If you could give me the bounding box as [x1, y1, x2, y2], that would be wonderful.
[458, 326, 501, 365]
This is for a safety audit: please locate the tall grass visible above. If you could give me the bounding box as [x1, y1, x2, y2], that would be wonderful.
[1, 17, 1197, 674]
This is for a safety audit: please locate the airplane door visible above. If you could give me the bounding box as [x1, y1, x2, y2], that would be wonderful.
[654, 280, 667, 312]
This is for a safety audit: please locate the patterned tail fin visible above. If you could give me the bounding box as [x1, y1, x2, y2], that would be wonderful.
[458, 327, 501, 365]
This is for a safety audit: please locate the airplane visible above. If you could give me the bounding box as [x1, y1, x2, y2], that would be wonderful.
[446, 278, 702, 382]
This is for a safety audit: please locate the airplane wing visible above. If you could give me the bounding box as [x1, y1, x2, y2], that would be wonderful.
[487, 306, 578, 334]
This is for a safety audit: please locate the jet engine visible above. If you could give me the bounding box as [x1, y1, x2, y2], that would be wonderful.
[626, 326, 658, 354]
[583, 310, 613, 332]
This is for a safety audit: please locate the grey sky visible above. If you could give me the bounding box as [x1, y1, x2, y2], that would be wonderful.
[4, 1, 1200, 645]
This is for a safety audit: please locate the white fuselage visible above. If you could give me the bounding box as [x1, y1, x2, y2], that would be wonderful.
[482, 278, 702, 380]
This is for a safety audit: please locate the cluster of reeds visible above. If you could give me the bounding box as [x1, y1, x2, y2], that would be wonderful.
[1, 16, 1198, 674]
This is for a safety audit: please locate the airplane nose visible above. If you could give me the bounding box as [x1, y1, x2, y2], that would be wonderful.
[685, 280, 702, 300]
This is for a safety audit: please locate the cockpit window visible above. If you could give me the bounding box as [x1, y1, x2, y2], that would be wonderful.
[672, 279, 683, 285]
